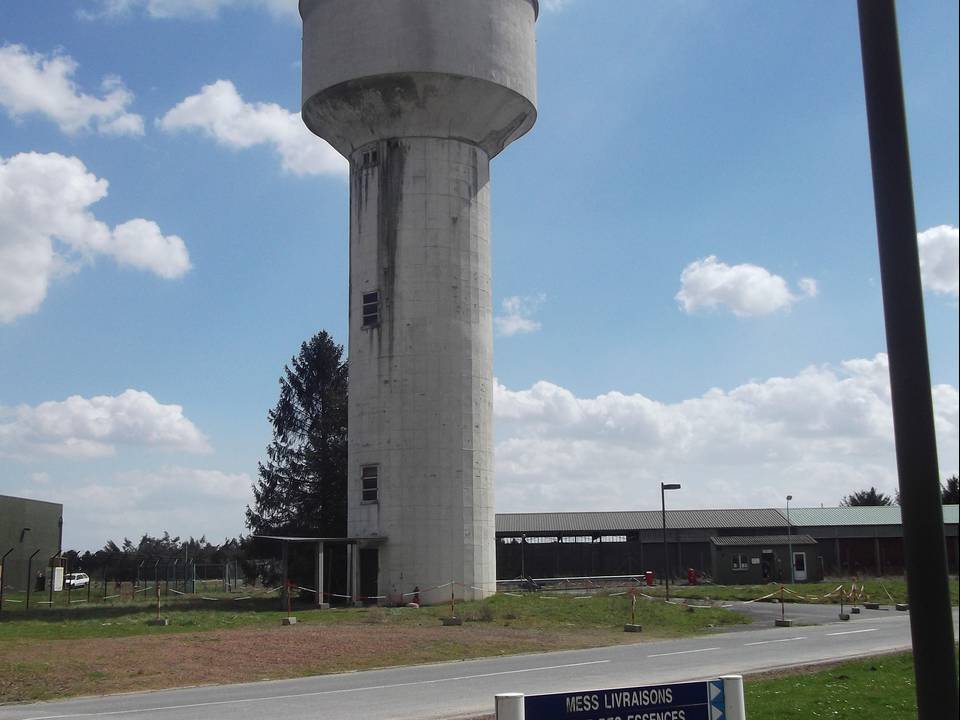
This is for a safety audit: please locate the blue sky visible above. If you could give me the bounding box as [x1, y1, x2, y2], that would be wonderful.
[1, 0, 957, 551]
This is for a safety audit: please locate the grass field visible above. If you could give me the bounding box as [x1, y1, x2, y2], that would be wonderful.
[636, 576, 960, 605]
[0, 591, 747, 703]
[743, 651, 950, 719]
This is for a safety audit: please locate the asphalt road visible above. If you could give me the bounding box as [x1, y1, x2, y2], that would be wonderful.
[2, 605, 955, 720]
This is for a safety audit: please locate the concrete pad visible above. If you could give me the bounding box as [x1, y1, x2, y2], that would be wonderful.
[282, 617, 298, 625]
[146, 618, 169, 626]
[441, 617, 463, 626]
[896, 603, 909, 612]
[775, 618, 794, 627]
[864, 602, 880, 609]
[838, 613, 851, 621]
[851, 606, 861, 614]
[623, 624, 643, 633]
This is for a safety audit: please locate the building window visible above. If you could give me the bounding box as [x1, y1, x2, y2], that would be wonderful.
[360, 147, 379, 168]
[732, 553, 749, 571]
[361, 465, 379, 503]
[362, 291, 380, 327]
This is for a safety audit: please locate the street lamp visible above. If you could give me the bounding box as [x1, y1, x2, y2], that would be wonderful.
[786, 495, 795, 584]
[661, 482, 681, 601]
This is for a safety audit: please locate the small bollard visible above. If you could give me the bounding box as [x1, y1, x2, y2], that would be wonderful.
[722, 675, 747, 720]
[495, 693, 524, 720]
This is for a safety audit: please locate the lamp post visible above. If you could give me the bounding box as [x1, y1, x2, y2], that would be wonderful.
[520, 533, 527, 581]
[786, 495, 794, 584]
[661, 482, 681, 601]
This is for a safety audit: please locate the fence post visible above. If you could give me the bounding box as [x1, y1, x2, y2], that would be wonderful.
[721, 675, 746, 720]
[495, 693, 525, 720]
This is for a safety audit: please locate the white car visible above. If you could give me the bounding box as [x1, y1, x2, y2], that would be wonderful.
[64, 572, 89, 589]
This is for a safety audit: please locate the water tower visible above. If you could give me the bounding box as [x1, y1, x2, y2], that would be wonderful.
[300, 0, 538, 603]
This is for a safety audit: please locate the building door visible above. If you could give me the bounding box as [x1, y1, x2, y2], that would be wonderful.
[793, 551, 808, 582]
[359, 548, 379, 604]
[761, 550, 774, 580]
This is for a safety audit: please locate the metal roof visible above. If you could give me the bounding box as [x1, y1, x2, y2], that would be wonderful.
[783, 505, 959, 527]
[495, 508, 787, 535]
[711, 534, 817, 547]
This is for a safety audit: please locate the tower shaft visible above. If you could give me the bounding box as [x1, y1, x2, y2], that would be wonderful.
[349, 138, 493, 601]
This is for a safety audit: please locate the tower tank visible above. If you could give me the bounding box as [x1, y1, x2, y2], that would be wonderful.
[300, 0, 538, 603]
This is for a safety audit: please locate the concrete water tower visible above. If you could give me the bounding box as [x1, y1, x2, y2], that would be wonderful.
[299, 0, 538, 602]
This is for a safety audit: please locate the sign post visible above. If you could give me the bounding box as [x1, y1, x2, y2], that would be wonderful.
[498, 676, 745, 720]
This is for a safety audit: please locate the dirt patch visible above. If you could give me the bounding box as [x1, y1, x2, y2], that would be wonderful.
[0, 622, 632, 704]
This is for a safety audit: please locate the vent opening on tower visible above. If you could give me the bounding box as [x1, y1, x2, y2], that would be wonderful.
[361, 465, 379, 503]
[362, 290, 380, 327]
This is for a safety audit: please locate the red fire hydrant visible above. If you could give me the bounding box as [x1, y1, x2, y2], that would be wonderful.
[644, 570, 655, 587]
[687, 568, 697, 586]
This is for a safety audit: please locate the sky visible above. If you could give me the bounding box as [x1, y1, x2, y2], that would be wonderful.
[1, 0, 957, 553]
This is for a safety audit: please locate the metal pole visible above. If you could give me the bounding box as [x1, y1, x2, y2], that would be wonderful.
[520, 534, 526, 580]
[786, 495, 794, 584]
[661, 484, 669, 601]
[856, 2, 958, 716]
[48, 554, 56, 608]
[0, 547, 14, 616]
[25, 548, 41, 610]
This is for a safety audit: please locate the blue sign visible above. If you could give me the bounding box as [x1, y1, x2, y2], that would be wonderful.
[524, 679, 726, 720]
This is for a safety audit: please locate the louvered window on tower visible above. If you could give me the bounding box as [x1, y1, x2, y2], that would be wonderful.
[362, 291, 380, 327]
[361, 465, 379, 503]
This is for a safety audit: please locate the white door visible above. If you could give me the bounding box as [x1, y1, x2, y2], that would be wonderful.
[793, 552, 807, 582]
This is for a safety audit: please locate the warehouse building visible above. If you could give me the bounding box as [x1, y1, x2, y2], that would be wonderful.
[0, 494, 63, 593]
[495, 505, 958, 584]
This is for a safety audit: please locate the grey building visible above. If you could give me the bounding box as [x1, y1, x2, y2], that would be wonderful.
[496, 509, 793, 583]
[709, 534, 821, 585]
[496, 505, 959, 584]
[0, 495, 62, 593]
[785, 505, 959, 576]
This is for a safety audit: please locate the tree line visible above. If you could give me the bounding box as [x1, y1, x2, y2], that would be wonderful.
[841, 476, 958, 507]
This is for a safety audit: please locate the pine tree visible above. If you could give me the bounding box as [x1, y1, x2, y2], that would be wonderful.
[245, 331, 348, 538]
[942, 475, 959, 505]
[841, 486, 894, 506]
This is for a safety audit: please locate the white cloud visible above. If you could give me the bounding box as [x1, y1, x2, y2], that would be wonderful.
[495, 294, 546, 337]
[0, 44, 143, 136]
[0, 390, 210, 460]
[676, 256, 817, 316]
[81, 0, 296, 21]
[540, 0, 574, 11]
[494, 353, 958, 512]
[21, 466, 252, 550]
[0, 152, 190, 323]
[918, 225, 959, 298]
[159, 80, 345, 177]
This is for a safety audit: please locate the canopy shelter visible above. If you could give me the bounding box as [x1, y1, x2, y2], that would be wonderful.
[254, 535, 387, 607]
